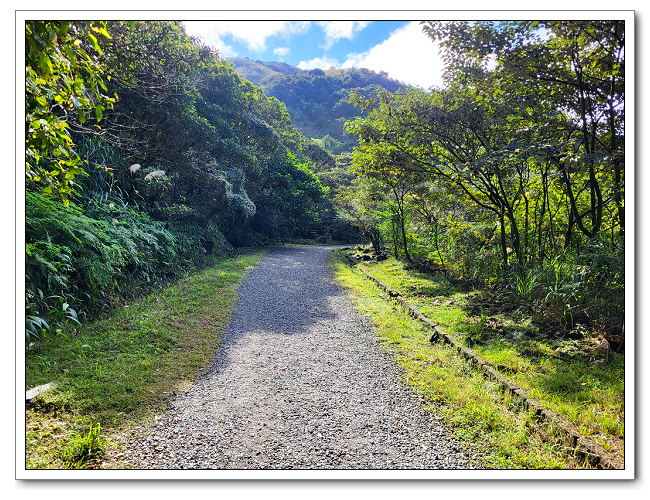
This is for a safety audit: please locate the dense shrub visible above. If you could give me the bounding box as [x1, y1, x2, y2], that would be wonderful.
[25, 191, 233, 339]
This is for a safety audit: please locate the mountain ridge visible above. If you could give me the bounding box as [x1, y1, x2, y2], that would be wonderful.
[226, 57, 408, 152]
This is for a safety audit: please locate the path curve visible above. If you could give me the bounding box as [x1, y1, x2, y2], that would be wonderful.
[113, 246, 480, 470]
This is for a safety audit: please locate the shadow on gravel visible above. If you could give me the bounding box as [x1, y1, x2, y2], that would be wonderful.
[227, 246, 343, 337]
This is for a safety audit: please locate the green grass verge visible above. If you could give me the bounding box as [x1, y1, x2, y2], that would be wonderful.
[371, 258, 624, 464]
[330, 250, 623, 469]
[25, 249, 266, 469]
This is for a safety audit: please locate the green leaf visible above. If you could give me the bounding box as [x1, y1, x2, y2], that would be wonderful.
[87, 33, 102, 54]
[91, 25, 112, 39]
[57, 21, 69, 36]
[38, 52, 53, 76]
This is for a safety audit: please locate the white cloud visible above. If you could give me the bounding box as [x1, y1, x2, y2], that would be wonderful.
[183, 21, 310, 53]
[316, 21, 371, 50]
[273, 47, 290, 59]
[297, 56, 340, 71]
[342, 22, 444, 89]
[183, 22, 238, 56]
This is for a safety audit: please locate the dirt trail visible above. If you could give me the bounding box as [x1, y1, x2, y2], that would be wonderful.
[109, 246, 480, 470]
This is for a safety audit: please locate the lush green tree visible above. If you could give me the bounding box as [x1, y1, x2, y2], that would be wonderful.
[26, 21, 116, 204]
[423, 20, 625, 239]
[249, 152, 329, 242]
[407, 180, 463, 268]
[97, 21, 218, 166]
[25, 20, 342, 341]
[314, 134, 344, 155]
[335, 176, 388, 254]
[347, 83, 536, 269]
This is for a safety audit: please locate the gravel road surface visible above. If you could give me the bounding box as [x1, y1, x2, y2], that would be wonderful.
[110, 246, 481, 470]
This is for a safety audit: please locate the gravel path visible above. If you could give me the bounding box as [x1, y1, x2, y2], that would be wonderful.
[111, 246, 481, 470]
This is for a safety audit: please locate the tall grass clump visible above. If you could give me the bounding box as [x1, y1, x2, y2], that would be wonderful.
[497, 238, 624, 337]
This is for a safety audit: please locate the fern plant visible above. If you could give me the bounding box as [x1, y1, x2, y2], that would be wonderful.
[26, 191, 179, 338]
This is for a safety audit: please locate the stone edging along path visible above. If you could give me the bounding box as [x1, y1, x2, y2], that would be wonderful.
[357, 265, 619, 470]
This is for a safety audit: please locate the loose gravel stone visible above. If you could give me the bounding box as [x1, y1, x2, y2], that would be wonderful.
[108, 246, 483, 470]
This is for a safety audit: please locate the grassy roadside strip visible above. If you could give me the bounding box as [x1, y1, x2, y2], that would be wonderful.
[345, 254, 624, 468]
[358, 265, 618, 469]
[25, 249, 266, 469]
[329, 250, 598, 469]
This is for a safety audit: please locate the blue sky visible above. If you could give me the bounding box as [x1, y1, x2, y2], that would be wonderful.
[181, 20, 445, 89]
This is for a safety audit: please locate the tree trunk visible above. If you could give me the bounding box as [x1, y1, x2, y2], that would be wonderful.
[391, 185, 412, 264]
[368, 228, 383, 254]
[608, 95, 624, 232]
[506, 209, 523, 266]
[614, 161, 624, 231]
[499, 213, 509, 272]
[433, 222, 446, 267]
[391, 216, 399, 259]
[560, 163, 595, 239]
[400, 212, 412, 263]
[538, 166, 548, 264]
[565, 204, 574, 250]
[524, 190, 529, 261]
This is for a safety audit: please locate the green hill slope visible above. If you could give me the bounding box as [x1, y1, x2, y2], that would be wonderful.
[226, 57, 301, 86]
[228, 59, 409, 152]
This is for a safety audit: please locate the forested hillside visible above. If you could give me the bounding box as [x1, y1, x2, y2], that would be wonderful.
[228, 58, 407, 153]
[226, 57, 303, 86]
[25, 21, 355, 338]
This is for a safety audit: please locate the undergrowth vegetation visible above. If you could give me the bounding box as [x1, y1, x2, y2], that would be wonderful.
[495, 240, 625, 340]
[25, 189, 237, 340]
[331, 249, 625, 469]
